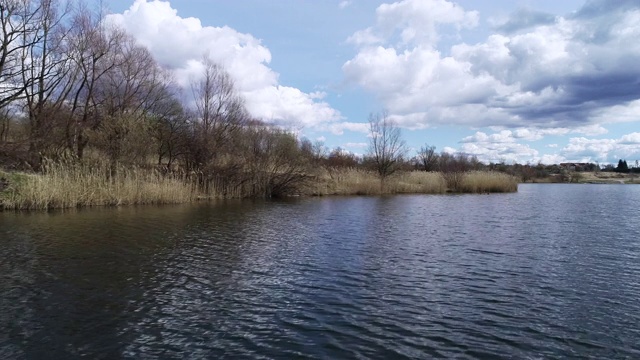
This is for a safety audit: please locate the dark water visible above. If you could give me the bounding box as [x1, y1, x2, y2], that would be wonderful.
[1, 184, 640, 359]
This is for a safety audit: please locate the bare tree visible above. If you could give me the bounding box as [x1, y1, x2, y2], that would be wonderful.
[0, 108, 10, 142]
[65, 3, 124, 158]
[89, 34, 172, 166]
[190, 57, 247, 168]
[18, 0, 74, 160]
[96, 34, 169, 117]
[417, 143, 437, 171]
[0, 0, 41, 110]
[148, 91, 189, 169]
[367, 110, 407, 182]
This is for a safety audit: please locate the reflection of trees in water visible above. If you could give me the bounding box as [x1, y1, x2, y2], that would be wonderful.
[0, 205, 210, 357]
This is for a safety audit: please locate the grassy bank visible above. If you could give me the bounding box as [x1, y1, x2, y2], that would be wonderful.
[1, 164, 518, 210]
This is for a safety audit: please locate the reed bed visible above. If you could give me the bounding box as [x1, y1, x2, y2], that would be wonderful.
[0, 162, 519, 210]
[318, 168, 383, 195]
[313, 168, 448, 195]
[313, 169, 517, 195]
[1, 160, 196, 210]
[388, 171, 447, 194]
[459, 171, 519, 193]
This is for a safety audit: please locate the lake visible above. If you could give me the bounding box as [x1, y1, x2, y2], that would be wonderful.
[1, 184, 640, 359]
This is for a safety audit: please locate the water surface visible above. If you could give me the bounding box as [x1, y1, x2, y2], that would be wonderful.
[1, 184, 640, 359]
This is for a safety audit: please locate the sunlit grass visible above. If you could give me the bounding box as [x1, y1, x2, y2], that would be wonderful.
[458, 171, 519, 193]
[1, 162, 520, 210]
[312, 169, 514, 195]
[1, 159, 196, 210]
[388, 171, 447, 194]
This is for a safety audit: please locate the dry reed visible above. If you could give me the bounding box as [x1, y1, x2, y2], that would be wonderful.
[459, 171, 519, 193]
[1, 163, 519, 210]
[313, 168, 447, 195]
[1, 160, 195, 210]
[313, 169, 517, 195]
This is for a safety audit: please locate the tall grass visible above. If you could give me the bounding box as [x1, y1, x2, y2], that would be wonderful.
[1, 159, 195, 210]
[388, 171, 447, 194]
[312, 169, 517, 196]
[315, 168, 384, 195]
[0, 162, 519, 210]
[458, 171, 519, 193]
[314, 169, 446, 195]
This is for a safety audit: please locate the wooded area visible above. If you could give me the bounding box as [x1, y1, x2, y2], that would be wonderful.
[0, 0, 323, 198]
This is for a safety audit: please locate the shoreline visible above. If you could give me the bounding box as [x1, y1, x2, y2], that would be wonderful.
[1, 168, 518, 211]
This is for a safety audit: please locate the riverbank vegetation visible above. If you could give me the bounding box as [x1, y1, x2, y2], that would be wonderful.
[1, 162, 519, 210]
[0, 0, 518, 210]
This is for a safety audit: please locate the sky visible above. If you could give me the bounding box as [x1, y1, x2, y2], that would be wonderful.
[106, 0, 640, 165]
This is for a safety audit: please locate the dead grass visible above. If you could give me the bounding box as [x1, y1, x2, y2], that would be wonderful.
[458, 171, 519, 193]
[575, 171, 640, 184]
[1, 159, 196, 210]
[311, 169, 513, 195]
[312, 168, 383, 195]
[388, 171, 447, 194]
[1, 163, 520, 210]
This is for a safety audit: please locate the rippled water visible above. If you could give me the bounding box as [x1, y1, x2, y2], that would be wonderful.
[1, 184, 640, 359]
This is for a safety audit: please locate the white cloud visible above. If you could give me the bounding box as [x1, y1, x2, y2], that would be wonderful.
[461, 125, 608, 145]
[107, 0, 341, 128]
[588, 99, 640, 124]
[456, 136, 539, 164]
[377, 0, 477, 46]
[560, 133, 640, 163]
[538, 154, 566, 165]
[325, 122, 370, 135]
[455, 126, 618, 164]
[338, 1, 352, 10]
[344, 142, 368, 149]
[343, 0, 640, 131]
[620, 133, 640, 144]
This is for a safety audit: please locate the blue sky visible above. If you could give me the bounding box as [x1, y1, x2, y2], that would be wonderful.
[107, 0, 640, 164]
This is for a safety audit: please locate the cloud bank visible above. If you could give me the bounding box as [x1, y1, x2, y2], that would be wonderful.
[343, 0, 640, 131]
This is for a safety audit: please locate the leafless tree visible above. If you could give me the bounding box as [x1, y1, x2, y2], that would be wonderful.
[148, 91, 189, 169]
[89, 34, 172, 166]
[0, 108, 10, 142]
[367, 110, 407, 182]
[65, 3, 124, 158]
[17, 0, 74, 160]
[190, 57, 247, 167]
[0, 0, 41, 110]
[96, 34, 169, 117]
[417, 143, 437, 171]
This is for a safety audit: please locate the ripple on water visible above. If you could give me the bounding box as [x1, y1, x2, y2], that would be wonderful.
[1, 186, 640, 358]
